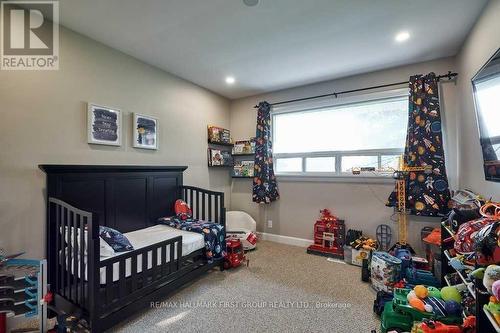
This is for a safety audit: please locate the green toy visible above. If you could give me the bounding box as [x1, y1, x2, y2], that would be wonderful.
[484, 298, 500, 325]
[427, 286, 441, 299]
[470, 267, 485, 279]
[380, 288, 463, 333]
[440, 286, 462, 303]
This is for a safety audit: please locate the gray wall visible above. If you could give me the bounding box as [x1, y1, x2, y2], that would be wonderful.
[229, 57, 459, 254]
[0, 27, 231, 258]
[456, 0, 500, 199]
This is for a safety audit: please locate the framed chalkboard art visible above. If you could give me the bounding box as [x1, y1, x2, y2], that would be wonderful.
[133, 113, 158, 150]
[87, 103, 122, 146]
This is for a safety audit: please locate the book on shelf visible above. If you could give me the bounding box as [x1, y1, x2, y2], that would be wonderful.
[208, 148, 233, 166]
[241, 160, 254, 177]
[233, 161, 243, 176]
[208, 148, 222, 166]
[221, 151, 233, 166]
[233, 160, 255, 176]
[207, 125, 231, 144]
[232, 138, 256, 154]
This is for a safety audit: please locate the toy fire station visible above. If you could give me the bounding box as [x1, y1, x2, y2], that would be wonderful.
[307, 209, 346, 259]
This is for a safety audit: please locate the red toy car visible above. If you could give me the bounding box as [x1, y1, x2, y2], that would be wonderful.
[224, 238, 248, 269]
[413, 317, 476, 333]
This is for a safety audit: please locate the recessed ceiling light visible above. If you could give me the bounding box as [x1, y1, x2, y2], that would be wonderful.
[243, 0, 259, 6]
[225, 76, 235, 85]
[395, 31, 410, 43]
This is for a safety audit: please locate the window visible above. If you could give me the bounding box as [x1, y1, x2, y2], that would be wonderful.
[474, 75, 500, 140]
[272, 92, 407, 177]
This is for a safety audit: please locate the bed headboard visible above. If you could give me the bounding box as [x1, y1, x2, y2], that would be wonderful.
[39, 165, 187, 233]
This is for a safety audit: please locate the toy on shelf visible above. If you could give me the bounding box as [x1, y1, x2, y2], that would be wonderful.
[307, 209, 345, 259]
[484, 296, 500, 326]
[224, 238, 248, 269]
[484, 265, 500, 294]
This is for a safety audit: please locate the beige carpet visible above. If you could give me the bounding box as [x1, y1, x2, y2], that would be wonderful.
[111, 241, 380, 332]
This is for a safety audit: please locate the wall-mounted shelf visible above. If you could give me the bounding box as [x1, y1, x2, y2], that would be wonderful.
[208, 140, 233, 147]
[232, 153, 255, 157]
[441, 221, 496, 332]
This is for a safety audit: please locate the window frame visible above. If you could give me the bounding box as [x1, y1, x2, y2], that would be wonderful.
[271, 89, 407, 180]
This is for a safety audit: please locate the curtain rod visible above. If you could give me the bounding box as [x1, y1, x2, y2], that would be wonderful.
[253, 71, 458, 108]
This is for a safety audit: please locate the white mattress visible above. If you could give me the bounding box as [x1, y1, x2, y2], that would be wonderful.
[64, 225, 205, 283]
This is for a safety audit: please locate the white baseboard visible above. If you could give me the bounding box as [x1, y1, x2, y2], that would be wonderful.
[257, 232, 313, 248]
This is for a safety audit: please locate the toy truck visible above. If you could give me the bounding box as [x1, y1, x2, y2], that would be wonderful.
[380, 289, 463, 333]
[223, 238, 248, 269]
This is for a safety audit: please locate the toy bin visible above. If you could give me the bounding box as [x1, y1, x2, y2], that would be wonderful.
[343, 245, 353, 264]
[351, 248, 370, 266]
[370, 252, 402, 293]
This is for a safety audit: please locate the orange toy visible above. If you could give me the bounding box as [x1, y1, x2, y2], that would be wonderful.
[409, 297, 426, 312]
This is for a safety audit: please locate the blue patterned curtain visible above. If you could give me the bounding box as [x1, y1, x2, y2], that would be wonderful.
[253, 101, 280, 204]
[387, 73, 451, 216]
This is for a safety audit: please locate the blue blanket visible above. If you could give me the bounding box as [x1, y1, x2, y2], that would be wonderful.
[158, 217, 226, 262]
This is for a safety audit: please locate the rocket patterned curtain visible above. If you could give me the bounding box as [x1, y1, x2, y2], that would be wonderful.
[387, 73, 451, 216]
[253, 101, 280, 204]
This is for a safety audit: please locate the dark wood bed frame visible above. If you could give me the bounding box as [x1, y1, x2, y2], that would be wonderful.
[39, 165, 226, 332]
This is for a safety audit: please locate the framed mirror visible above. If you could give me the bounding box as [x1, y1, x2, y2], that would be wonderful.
[472, 48, 500, 182]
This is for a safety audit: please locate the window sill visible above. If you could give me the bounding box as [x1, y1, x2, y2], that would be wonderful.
[276, 174, 395, 184]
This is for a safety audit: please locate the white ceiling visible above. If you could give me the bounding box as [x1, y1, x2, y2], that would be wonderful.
[56, 0, 488, 99]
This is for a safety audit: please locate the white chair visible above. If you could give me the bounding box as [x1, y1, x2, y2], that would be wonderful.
[226, 211, 257, 250]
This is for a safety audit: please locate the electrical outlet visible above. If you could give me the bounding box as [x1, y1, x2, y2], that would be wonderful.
[267, 220, 272, 228]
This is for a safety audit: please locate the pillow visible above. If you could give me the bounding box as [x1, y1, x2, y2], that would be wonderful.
[99, 226, 134, 253]
[175, 199, 192, 220]
[61, 226, 122, 257]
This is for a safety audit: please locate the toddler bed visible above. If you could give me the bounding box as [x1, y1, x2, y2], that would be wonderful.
[40, 165, 226, 332]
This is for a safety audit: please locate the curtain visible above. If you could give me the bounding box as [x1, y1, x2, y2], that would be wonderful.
[253, 101, 280, 204]
[387, 73, 451, 216]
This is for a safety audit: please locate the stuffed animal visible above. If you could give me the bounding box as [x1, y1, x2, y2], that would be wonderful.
[409, 297, 426, 312]
[493, 280, 500, 300]
[427, 286, 442, 299]
[483, 265, 500, 294]
[444, 300, 462, 316]
[414, 285, 429, 299]
[441, 286, 462, 303]
[470, 267, 485, 280]
[407, 290, 417, 302]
